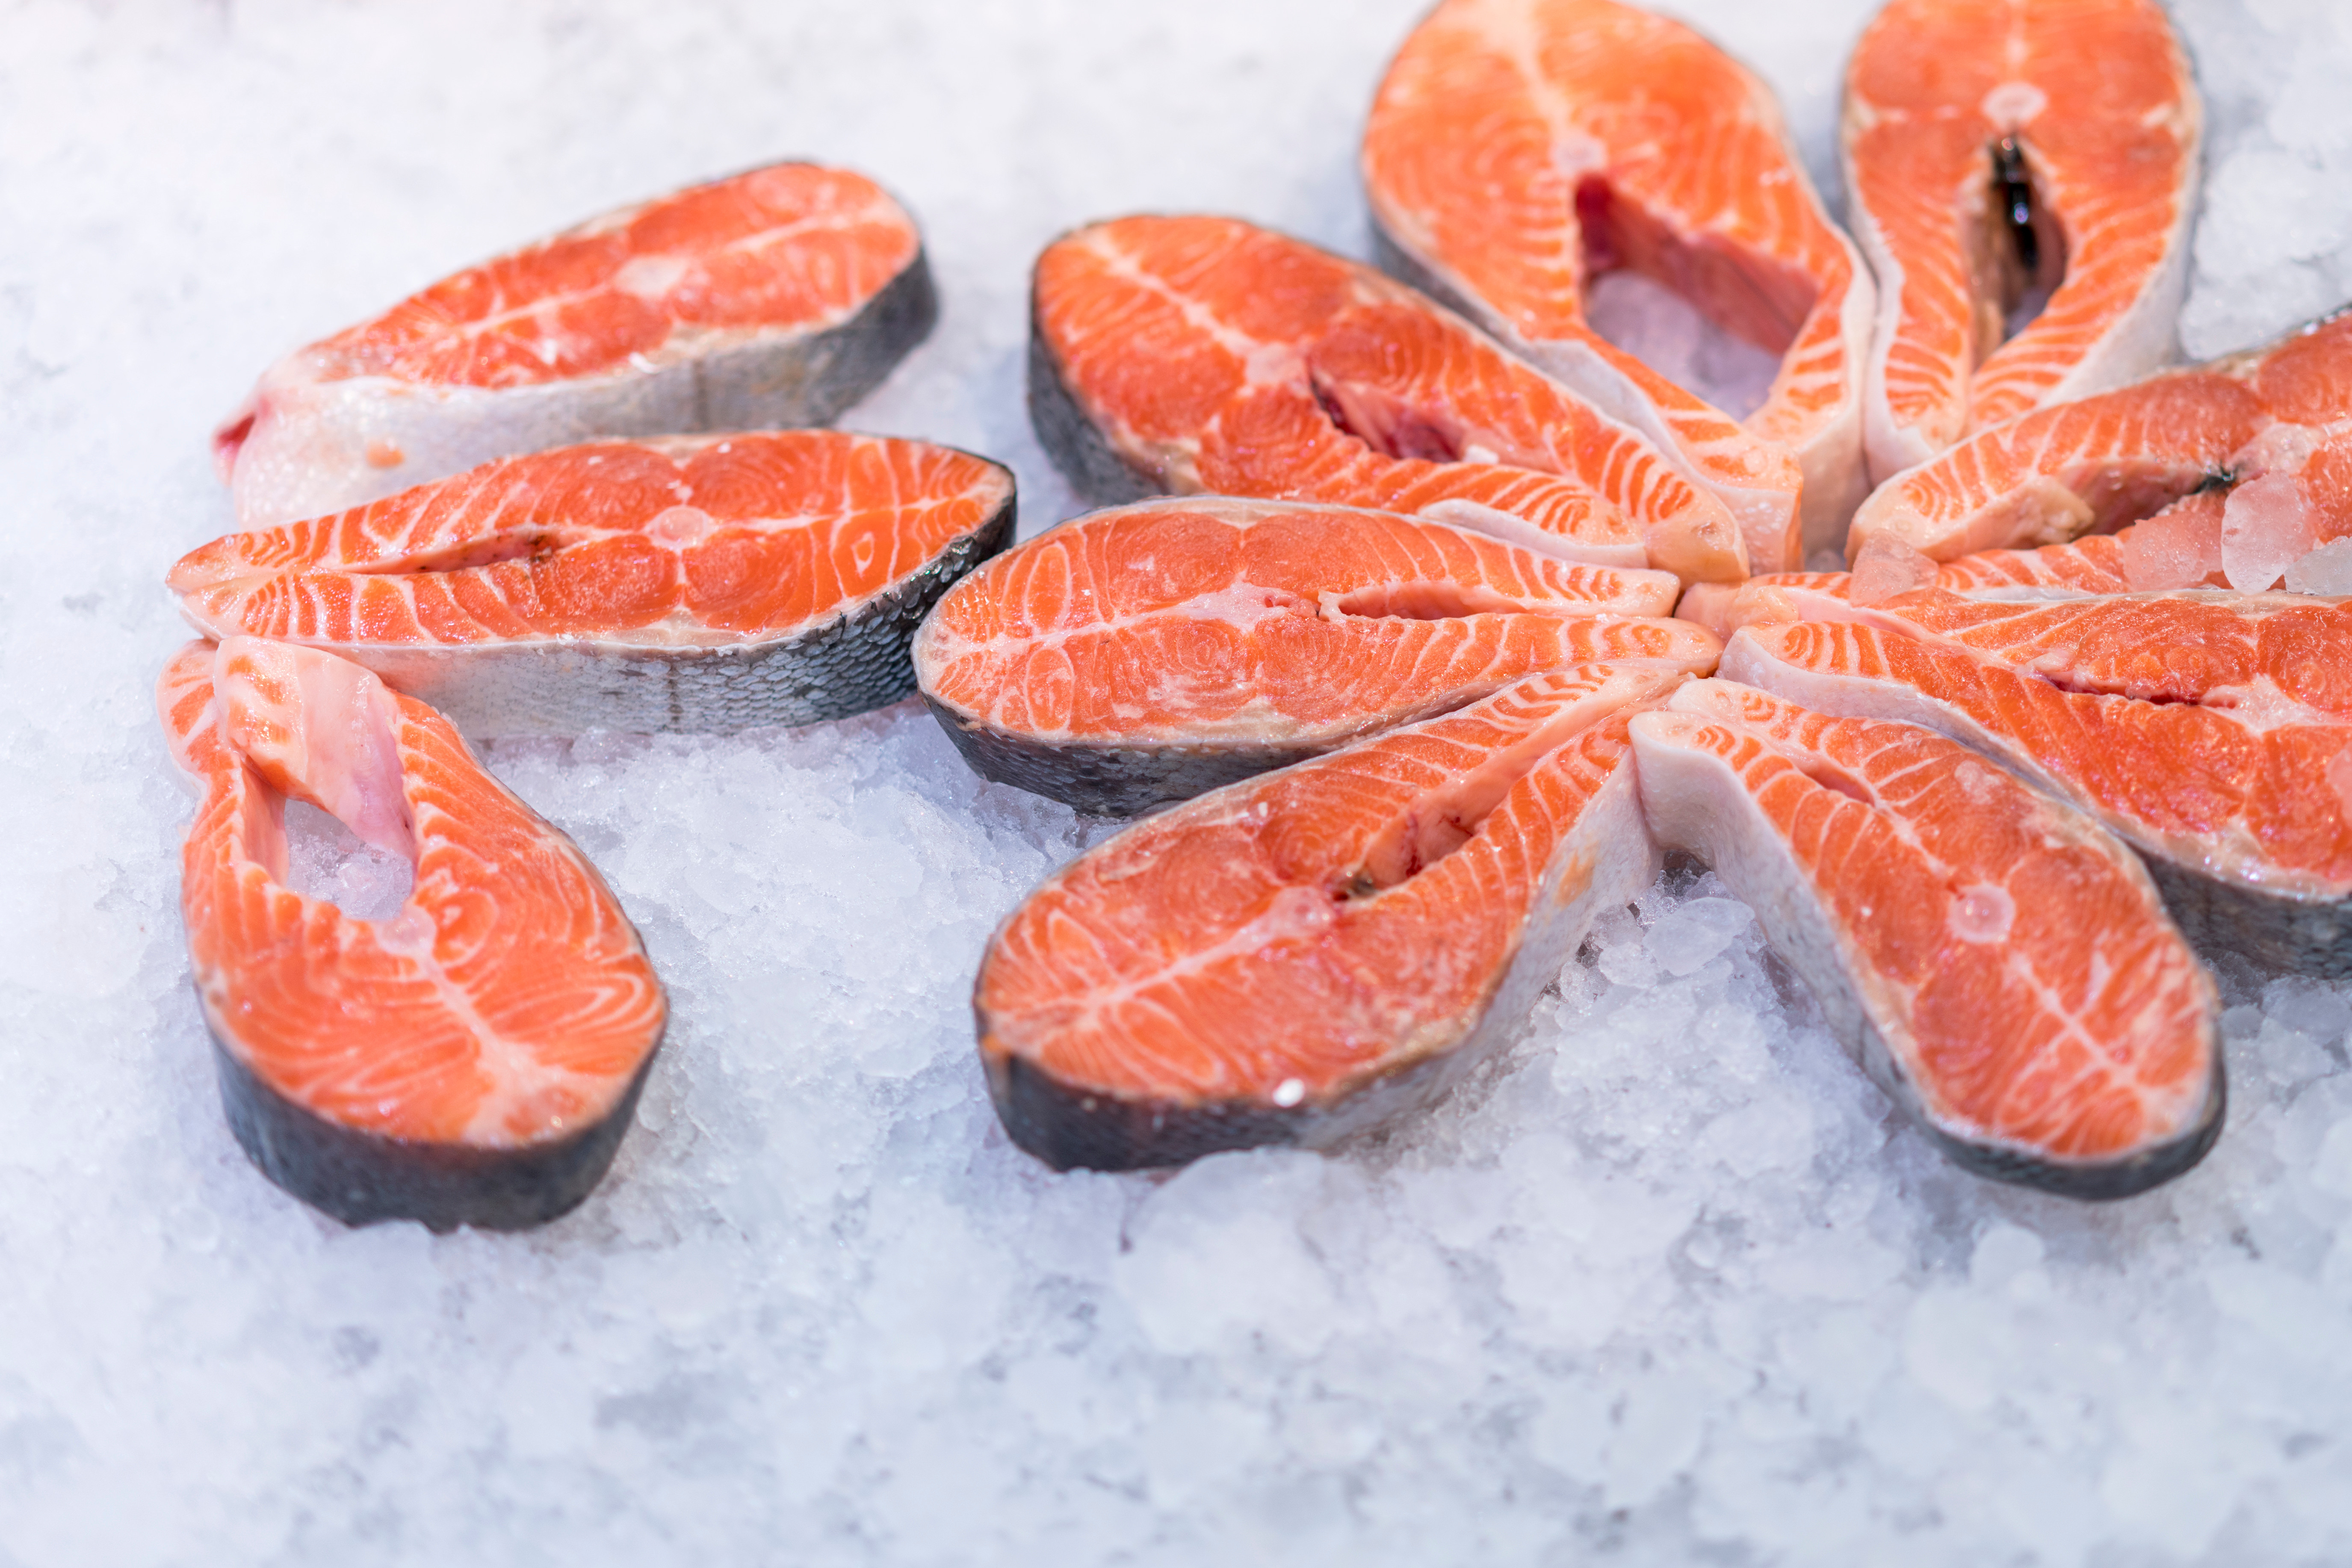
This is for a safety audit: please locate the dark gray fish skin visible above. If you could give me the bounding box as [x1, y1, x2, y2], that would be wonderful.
[2143, 858, 2352, 982]
[1026, 304, 1161, 506]
[211, 1024, 663, 1232]
[921, 698, 1326, 817]
[342, 484, 1013, 738]
[986, 1038, 1490, 1172]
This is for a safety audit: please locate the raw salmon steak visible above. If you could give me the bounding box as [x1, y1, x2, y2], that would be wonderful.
[1844, 0, 2201, 480]
[913, 496, 1718, 814]
[1676, 537, 2142, 641]
[1630, 679, 2222, 1198]
[1683, 487, 2352, 641]
[216, 163, 937, 527]
[172, 431, 1015, 737]
[1362, 0, 1874, 563]
[158, 638, 668, 1230]
[1719, 592, 2352, 976]
[1848, 310, 2352, 593]
[978, 664, 1678, 1169]
[1029, 214, 1751, 583]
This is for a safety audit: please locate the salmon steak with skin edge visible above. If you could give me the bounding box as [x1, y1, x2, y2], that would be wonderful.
[1716, 592, 2352, 977]
[216, 162, 937, 528]
[1362, 0, 1874, 565]
[913, 496, 1718, 815]
[1680, 474, 2352, 640]
[172, 431, 1015, 738]
[977, 664, 1677, 1171]
[1630, 680, 2222, 1199]
[158, 638, 668, 1231]
[1029, 214, 1751, 584]
[1847, 309, 2352, 595]
[1844, 0, 2202, 481]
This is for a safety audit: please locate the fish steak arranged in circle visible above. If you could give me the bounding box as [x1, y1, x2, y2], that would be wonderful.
[914, 496, 1719, 815]
[216, 162, 938, 528]
[1029, 214, 1751, 584]
[1629, 679, 2222, 1199]
[977, 664, 1680, 1170]
[1363, 0, 1874, 565]
[1847, 308, 2352, 600]
[1842, 0, 2202, 480]
[1716, 591, 2352, 977]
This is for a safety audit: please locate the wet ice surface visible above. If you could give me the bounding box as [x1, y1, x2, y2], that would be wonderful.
[1585, 272, 1781, 420]
[7, 0, 2352, 1563]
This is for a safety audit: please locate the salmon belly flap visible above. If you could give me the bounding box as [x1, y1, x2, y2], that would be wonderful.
[1362, 0, 1872, 562]
[217, 162, 938, 529]
[913, 496, 1719, 815]
[172, 431, 1016, 737]
[1028, 214, 1754, 583]
[1720, 592, 2352, 977]
[157, 637, 668, 1230]
[1629, 679, 2222, 1198]
[975, 664, 1680, 1170]
[1842, 0, 2201, 480]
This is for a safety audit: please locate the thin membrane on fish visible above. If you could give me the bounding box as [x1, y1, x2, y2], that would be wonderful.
[1720, 594, 2352, 977]
[1848, 309, 2352, 586]
[978, 664, 1678, 1170]
[173, 431, 1015, 737]
[1843, 0, 2202, 480]
[1629, 679, 2222, 1199]
[216, 162, 937, 527]
[913, 496, 1717, 814]
[1362, 0, 1873, 564]
[1029, 214, 1751, 584]
[157, 638, 669, 1231]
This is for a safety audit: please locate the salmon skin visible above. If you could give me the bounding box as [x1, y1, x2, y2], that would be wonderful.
[157, 638, 668, 1230]
[1029, 214, 1752, 584]
[216, 163, 937, 528]
[978, 664, 1677, 1170]
[1362, 0, 1874, 564]
[1719, 592, 2352, 977]
[1630, 680, 2222, 1199]
[173, 431, 1015, 738]
[1844, 0, 2202, 480]
[1849, 309, 2352, 596]
[913, 496, 1717, 814]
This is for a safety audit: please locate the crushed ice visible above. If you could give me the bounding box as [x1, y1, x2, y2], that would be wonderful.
[7, 0, 2352, 1563]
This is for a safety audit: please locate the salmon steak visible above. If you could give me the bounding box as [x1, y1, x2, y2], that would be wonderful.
[158, 638, 669, 1230]
[1677, 533, 2152, 642]
[1362, 0, 1874, 563]
[1843, 0, 2202, 481]
[1683, 484, 2352, 641]
[216, 162, 937, 528]
[1848, 310, 2352, 595]
[172, 431, 1015, 738]
[1717, 592, 2352, 976]
[977, 664, 1678, 1170]
[1630, 680, 2222, 1198]
[913, 496, 1718, 814]
[1029, 214, 1751, 584]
